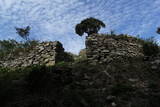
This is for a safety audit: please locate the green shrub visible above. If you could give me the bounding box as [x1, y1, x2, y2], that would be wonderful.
[61, 52, 75, 62]
[0, 40, 39, 60]
[0, 78, 15, 106]
[73, 49, 87, 63]
[25, 65, 73, 94]
[111, 83, 135, 96]
[0, 40, 18, 60]
[142, 37, 159, 56]
[55, 61, 71, 68]
[0, 67, 28, 106]
[25, 65, 52, 93]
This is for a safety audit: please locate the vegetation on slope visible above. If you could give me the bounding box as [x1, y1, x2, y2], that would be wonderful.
[0, 57, 160, 107]
[0, 27, 160, 106]
[0, 40, 39, 60]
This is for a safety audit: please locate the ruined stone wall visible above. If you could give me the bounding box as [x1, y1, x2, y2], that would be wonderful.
[86, 34, 144, 64]
[0, 41, 68, 67]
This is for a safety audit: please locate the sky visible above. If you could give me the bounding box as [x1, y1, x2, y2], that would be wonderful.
[0, 0, 160, 54]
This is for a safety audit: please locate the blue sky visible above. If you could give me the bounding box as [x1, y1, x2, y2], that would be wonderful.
[0, 0, 160, 54]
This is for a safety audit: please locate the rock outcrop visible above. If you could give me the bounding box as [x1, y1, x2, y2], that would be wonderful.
[86, 34, 144, 64]
[0, 41, 70, 68]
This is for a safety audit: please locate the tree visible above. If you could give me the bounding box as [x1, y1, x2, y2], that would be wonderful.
[75, 17, 106, 36]
[15, 26, 31, 41]
[110, 30, 116, 35]
[157, 27, 160, 34]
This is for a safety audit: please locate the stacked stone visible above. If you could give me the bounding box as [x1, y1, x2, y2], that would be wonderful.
[0, 41, 65, 68]
[149, 55, 160, 71]
[86, 34, 144, 64]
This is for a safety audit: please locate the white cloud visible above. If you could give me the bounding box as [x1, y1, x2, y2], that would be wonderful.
[0, 0, 160, 53]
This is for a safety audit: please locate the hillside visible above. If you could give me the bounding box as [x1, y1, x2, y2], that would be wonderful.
[0, 34, 160, 107]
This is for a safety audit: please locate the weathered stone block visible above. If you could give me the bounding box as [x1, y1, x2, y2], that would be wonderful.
[86, 34, 144, 64]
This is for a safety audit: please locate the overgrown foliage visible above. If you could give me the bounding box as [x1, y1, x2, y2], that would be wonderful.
[156, 27, 160, 34]
[75, 17, 106, 36]
[0, 57, 160, 107]
[73, 49, 87, 63]
[142, 37, 159, 56]
[0, 40, 39, 60]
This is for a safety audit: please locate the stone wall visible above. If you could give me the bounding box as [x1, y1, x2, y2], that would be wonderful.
[86, 34, 144, 64]
[0, 41, 69, 68]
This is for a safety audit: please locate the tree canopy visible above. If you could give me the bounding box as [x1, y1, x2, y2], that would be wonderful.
[75, 17, 106, 36]
[157, 27, 160, 34]
[15, 26, 31, 41]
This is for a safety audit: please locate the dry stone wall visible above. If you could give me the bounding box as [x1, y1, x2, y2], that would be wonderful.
[0, 41, 68, 68]
[86, 34, 144, 64]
